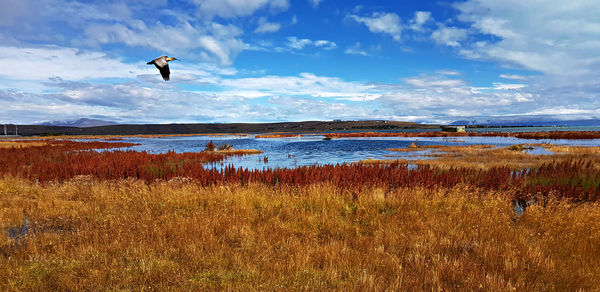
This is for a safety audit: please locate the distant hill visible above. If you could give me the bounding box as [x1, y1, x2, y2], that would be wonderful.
[40, 118, 118, 128]
[16, 120, 439, 136]
[450, 117, 600, 127]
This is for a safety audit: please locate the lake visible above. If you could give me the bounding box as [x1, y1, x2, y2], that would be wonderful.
[106, 127, 600, 170]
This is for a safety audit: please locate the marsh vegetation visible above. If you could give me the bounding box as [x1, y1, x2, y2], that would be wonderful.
[1, 138, 599, 290]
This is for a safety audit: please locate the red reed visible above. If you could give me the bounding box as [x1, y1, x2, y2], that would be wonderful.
[1, 140, 598, 203]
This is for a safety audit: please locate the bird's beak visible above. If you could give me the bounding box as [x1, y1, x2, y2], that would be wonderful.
[168, 57, 178, 61]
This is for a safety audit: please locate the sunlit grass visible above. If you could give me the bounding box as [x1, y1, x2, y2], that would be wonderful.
[1, 178, 599, 290]
[386, 144, 600, 170]
[0, 141, 48, 148]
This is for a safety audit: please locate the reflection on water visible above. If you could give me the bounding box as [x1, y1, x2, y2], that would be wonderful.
[106, 132, 600, 170]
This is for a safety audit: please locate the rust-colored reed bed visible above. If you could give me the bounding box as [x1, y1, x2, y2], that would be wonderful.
[1, 140, 598, 203]
[0, 140, 257, 182]
[324, 131, 600, 139]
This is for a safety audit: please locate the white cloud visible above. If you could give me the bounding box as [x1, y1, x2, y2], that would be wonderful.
[431, 24, 468, 47]
[435, 70, 461, 76]
[348, 12, 402, 41]
[1, 59, 593, 124]
[526, 107, 598, 116]
[375, 74, 537, 120]
[218, 73, 381, 101]
[0, 45, 239, 91]
[308, 0, 323, 8]
[83, 21, 246, 66]
[266, 96, 377, 121]
[409, 11, 432, 31]
[454, 0, 600, 78]
[287, 37, 313, 50]
[193, 0, 289, 19]
[254, 17, 281, 33]
[1, 0, 263, 66]
[492, 83, 526, 90]
[403, 76, 466, 88]
[0, 81, 275, 124]
[287, 37, 336, 50]
[449, 1, 600, 122]
[314, 40, 337, 50]
[499, 74, 526, 80]
[3, 0, 600, 124]
[0, 73, 385, 124]
[344, 42, 369, 56]
[0, 46, 143, 81]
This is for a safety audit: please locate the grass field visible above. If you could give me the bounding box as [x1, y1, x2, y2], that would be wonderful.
[1, 139, 599, 290]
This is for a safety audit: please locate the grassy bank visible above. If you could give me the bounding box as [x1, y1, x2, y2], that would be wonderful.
[385, 144, 600, 170]
[1, 178, 599, 290]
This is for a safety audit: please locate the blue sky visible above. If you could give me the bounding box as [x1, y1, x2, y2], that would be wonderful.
[1, 0, 599, 124]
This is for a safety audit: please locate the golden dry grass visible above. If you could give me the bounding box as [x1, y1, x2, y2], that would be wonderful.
[386, 144, 600, 170]
[544, 144, 600, 155]
[1, 177, 599, 290]
[0, 141, 48, 148]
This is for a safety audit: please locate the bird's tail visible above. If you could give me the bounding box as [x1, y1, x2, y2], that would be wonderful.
[147, 61, 153, 65]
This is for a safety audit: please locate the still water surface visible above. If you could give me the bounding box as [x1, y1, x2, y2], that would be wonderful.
[108, 127, 600, 170]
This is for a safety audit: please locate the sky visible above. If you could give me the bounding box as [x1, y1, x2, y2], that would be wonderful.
[1, 0, 599, 124]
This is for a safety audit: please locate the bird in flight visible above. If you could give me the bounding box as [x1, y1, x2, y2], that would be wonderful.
[147, 56, 178, 81]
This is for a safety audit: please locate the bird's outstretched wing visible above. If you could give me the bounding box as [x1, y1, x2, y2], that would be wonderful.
[156, 63, 170, 81]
